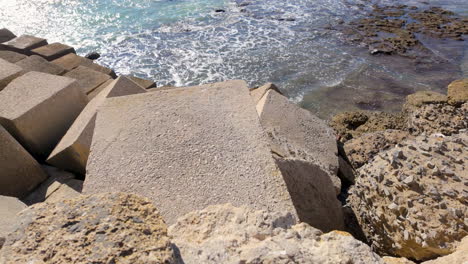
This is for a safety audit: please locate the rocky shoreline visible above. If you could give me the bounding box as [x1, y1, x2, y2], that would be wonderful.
[0, 28, 467, 263]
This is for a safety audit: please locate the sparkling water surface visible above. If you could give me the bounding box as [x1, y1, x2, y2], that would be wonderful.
[1, 0, 467, 117]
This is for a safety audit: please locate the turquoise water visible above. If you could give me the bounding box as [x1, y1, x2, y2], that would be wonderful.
[1, 0, 467, 117]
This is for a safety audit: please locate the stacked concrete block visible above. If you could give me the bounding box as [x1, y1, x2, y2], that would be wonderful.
[31, 42, 75, 61]
[52, 53, 117, 78]
[47, 76, 146, 175]
[127, 75, 156, 89]
[0, 51, 26, 63]
[250, 82, 282, 104]
[87, 79, 113, 100]
[0, 28, 16, 43]
[0, 125, 48, 198]
[16, 55, 66, 75]
[0, 72, 88, 159]
[0, 58, 22, 91]
[64, 66, 111, 95]
[0, 35, 47, 55]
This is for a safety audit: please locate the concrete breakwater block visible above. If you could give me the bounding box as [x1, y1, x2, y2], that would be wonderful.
[0, 58, 22, 91]
[126, 75, 156, 89]
[15, 55, 66, 75]
[250, 82, 282, 104]
[0, 125, 48, 198]
[0, 35, 47, 55]
[31, 42, 75, 61]
[53, 53, 117, 78]
[0, 28, 16, 43]
[83, 80, 302, 225]
[0, 50, 26, 63]
[0, 72, 88, 159]
[64, 66, 111, 95]
[47, 76, 146, 175]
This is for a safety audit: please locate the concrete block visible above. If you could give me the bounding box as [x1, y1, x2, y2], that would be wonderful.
[52, 53, 117, 78]
[15, 55, 66, 75]
[83, 80, 335, 229]
[126, 75, 156, 89]
[0, 72, 88, 159]
[0, 195, 26, 246]
[0, 51, 26, 63]
[250, 82, 282, 104]
[0, 35, 47, 55]
[0, 28, 16, 43]
[64, 66, 111, 95]
[0, 58, 22, 91]
[31, 42, 75, 61]
[47, 76, 146, 175]
[87, 79, 112, 100]
[0, 125, 48, 198]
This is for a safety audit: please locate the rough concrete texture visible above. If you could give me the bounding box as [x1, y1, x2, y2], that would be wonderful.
[127, 75, 156, 89]
[0, 35, 47, 54]
[250, 82, 282, 104]
[64, 65, 111, 94]
[169, 204, 384, 264]
[344, 129, 413, 169]
[23, 165, 81, 205]
[0, 193, 174, 264]
[447, 78, 468, 106]
[0, 125, 48, 198]
[0, 58, 22, 91]
[407, 102, 467, 136]
[0, 195, 26, 248]
[31, 42, 75, 61]
[256, 89, 341, 194]
[52, 53, 116, 78]
[47, 76, 146, 175]
[84, 80, 301, 225]
[422, 235, 468, 264]
[15, 55, 66, 75]
[348, 133, 468, 261]
[0, 28, 16, 43]
[0, 71, 88, 159]
[0, 50, 26, 63]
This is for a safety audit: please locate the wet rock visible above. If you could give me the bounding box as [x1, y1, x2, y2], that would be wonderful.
[0, 193, 174, 263]
[169, 204, 384, 264]
[447, 78, 468, 106]
[348, 133, 468, 261]
[84, 51, 100, 60]
[403, 91, 447, 110]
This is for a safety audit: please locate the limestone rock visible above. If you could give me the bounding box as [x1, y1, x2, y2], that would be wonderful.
[52, 53, 116, 78]
[126, 75, 156, 89]
[31, 42, 75, 61]
[0, 28, 16, 43]
[64, 65, 111, 95]
[0, 58, 22, 91]
[0, 195, 27, 248]
[382, 257, 416, 264]
[169, 204, 384, 264]
[250, 82, 281, 104]
[348, 133, 468, 261]
[47, 76, 146, 175]
[0, 193, 174, 264]
[0, 125, 48, 198]
[447, 79, 468, 106]
[0, 35, 47, 55]
[16, 55, 66, 75]
[0, 72, 88, 159]
[84, 81, 301, 226]
[422, 236, 468, 264]
[407, 102, 467, 136]
[344, 130, 412, 169]
[0, 50, 26, 63]
[403, 91, 447, 110]
[338, 155, 356, 184]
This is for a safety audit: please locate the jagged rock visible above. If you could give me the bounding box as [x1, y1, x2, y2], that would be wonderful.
[344, 129, 412, 168]
[16, 55, 66, 75]
[0, 125, 48, 198]
[422, 236, 468, 264]
[348, 133, 468, 261]
[0, 72, 87, 159]
[0, 50, 26, 63]
[0, 196, 26, 248]
[250, 82, 281, 104]
[403, 91, 447, 110]
[47, 76, 146, 175]
[407, 102, 467, 136]
[64, 65, 111, 95]
[169, 204, 384, 264]
[0, 35, 47, 55]
[126, 75, 157, 89]
[0, 58, 22, 91]
[447, 78, 468, 106]
[0, 193, 174, 263]
[0, 28, 16, 43]
[31, 42, 75, 61]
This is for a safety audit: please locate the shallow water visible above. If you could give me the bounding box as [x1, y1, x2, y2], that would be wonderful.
[1, 0, 467, 117]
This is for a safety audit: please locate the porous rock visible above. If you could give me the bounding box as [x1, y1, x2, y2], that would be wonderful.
[447, 78, 468, 106]
[169, 204, 384, 264]
[0, 193, 174, 264]
[422, 235, 468, 264]
[403, 91, 447, 110]
[348, 133, 468, 261]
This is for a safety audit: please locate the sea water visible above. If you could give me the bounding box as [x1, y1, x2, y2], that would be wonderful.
[1, 0, 467, 117]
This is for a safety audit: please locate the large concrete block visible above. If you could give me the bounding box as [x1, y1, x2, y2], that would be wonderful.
[0, 72, 88, 159]
[0, 28, 16, 43]
[0, 195, 26, 247]
[0, 35, 47, 55]
[47, 76, 146, 175]
[87, 79, 113, 100]
[250, 82, 282, 104]
[0, 51, 26, 63]
[64, 66, 111, 95]
[84, 80, 343, 231]
[0, 58, 22, 91]
[126, 75, 156, 89]
[0, 125, 48, 198]
[31, 42, 75, 61]
[15, 55, 66, 75]
[256, 89, 342, 195]
[52, 53, 117, 78]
